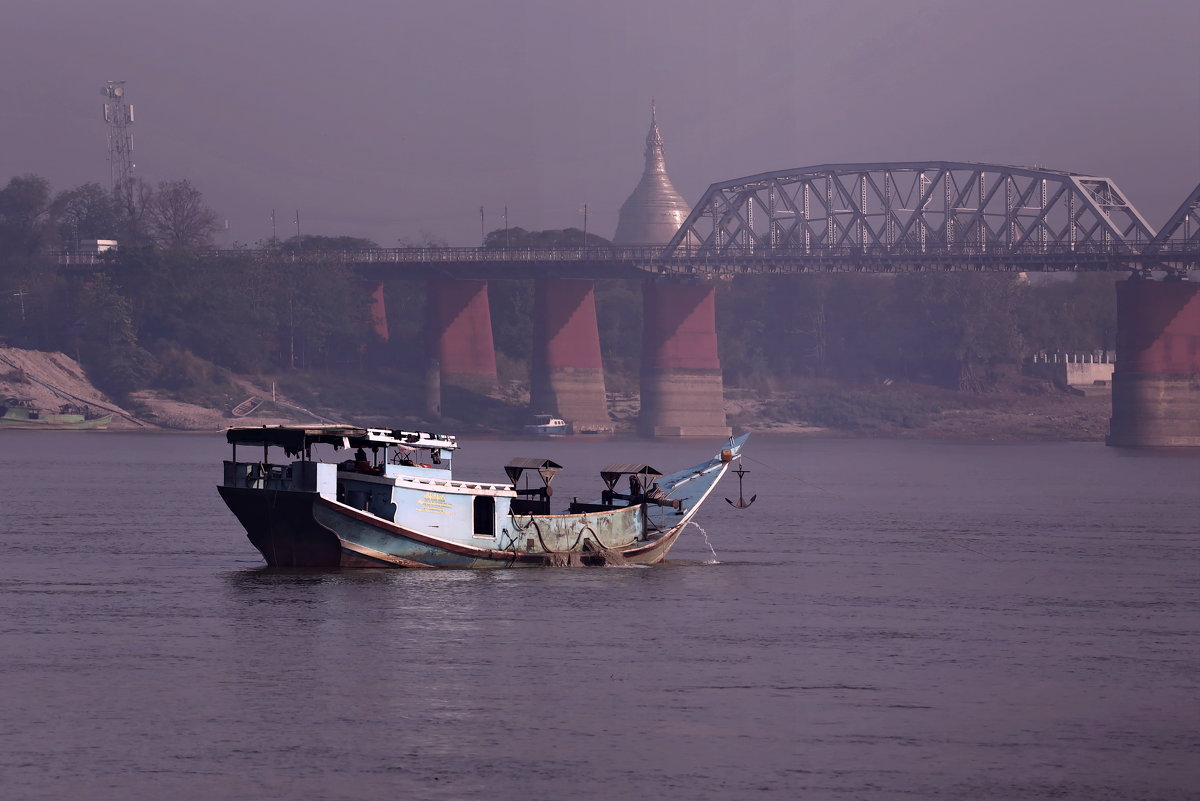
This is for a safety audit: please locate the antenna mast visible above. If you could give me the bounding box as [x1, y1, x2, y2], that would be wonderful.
[102, 81, 135, 207]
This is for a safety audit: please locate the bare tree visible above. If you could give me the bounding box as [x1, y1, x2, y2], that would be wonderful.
[147, 179, 220, 249]
[51, 182, 120, 247]
[114, 177, 156, 244]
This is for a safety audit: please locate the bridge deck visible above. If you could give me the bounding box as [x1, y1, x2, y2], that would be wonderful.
[59, 241, 1199, 279]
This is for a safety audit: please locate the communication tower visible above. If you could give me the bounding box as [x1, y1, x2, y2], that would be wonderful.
[101, 81, 135, 197]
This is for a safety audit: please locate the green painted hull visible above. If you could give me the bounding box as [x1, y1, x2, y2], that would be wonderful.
[0, 411, 113, 430]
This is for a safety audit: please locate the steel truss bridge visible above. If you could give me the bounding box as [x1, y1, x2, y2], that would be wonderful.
[60, 163, 1200, 279]
[663, 162, 1198, 276]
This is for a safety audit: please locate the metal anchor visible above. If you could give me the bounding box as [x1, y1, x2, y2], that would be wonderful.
[725, 464, 756, 509]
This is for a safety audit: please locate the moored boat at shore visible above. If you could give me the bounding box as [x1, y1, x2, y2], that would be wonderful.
[217, 424, 748, 568]
[0, 397, 113, 430]
[523, 414, 571, 436]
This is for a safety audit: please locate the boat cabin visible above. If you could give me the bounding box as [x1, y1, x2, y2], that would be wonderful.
[3, 398, 40, 419]
[224, 425, 458, 486]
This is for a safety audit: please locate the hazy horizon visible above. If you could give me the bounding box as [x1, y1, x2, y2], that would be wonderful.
[4, 0, 1197, 247]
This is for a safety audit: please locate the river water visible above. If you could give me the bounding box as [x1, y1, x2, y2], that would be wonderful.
[0, 431, 1196, 800]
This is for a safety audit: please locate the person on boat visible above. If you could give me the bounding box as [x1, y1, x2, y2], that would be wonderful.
[354, 447, 370, 471]
[628, 474, 642, 501]
[606, 474, 648, 506]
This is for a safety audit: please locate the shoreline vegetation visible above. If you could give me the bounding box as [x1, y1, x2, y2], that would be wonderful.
[0, 347, 1110, 442]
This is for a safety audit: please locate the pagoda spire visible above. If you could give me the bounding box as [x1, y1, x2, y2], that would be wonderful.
[613, 103, 691, 245]
[644, 100, 668, 176]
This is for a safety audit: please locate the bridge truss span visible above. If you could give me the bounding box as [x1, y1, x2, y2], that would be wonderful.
[664, 162, 1169, 272]
[1151, 181, 1200, 250]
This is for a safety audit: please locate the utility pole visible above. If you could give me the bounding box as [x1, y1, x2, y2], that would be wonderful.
[582, 203, 588, 246]
[480, 206, 485, 244]
[504, 205, 509, 248]
[7, 289, 26, 322]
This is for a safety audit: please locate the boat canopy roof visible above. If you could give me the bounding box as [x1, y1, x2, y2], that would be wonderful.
[226, 424, 459, 456]
[503, 457, 563, 485]
[599, 463, 662, 490]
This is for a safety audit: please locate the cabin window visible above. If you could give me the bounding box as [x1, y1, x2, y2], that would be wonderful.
[473, 496, 495, 537]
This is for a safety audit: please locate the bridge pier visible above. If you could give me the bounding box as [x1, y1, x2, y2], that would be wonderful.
[639, 280, 730, 437]
[1108, 277, 1200, 447]
[531, 279, 610, 431]
[366, 281, 389, 342]
[426, 278, 498, 400]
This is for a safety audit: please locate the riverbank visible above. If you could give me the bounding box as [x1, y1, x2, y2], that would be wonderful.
[1, 347, 1112, 441]
[724, 381, 1111, 442]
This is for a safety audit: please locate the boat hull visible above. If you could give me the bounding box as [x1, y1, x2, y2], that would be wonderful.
[218, 486, 343, 567]
[0, 412, 113, 430]
[218, 485, 684, 569]
[217, 432, 747, 569]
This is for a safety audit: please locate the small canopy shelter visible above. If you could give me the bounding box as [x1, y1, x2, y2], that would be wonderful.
[599, 463, 662, 493]
[505, 458, 564, 515]
[504, 458, 563, 488]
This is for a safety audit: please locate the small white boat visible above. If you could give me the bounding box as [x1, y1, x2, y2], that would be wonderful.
[523, 414, 571, 436]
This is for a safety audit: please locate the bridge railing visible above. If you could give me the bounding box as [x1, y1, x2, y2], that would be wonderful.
[217, 245, 673, 263]
[55, 240, 1197, 269]
[57, 245, 669, 266]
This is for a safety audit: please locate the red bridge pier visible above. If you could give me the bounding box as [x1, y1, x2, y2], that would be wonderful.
[639, 280, 731, 437]
[426, 279, 498, 403]
[1108, 277, 1200, 447]
[530, 279, 610, 430]
[418, 277, 732, 436]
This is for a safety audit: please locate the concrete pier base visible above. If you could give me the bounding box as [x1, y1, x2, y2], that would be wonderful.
[639, 280, 731, 437]
[1108, 278, 1200, 447]
[531, 279, 610, 430]
[426, 279, 497, 396]
[366, 281, 389, 342]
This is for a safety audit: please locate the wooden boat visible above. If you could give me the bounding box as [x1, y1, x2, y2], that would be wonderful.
[217, 424, 748, 568]
[0, 397, 113, 430]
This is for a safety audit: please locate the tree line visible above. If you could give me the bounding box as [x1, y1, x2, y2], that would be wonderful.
[0, 175, 371, 402]
[715, 271, 1116, 392]
[0, 172, 1118, 409]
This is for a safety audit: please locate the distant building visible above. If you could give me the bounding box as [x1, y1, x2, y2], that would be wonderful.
[613, 106, 691, 245]
[77, 239, 118, 253]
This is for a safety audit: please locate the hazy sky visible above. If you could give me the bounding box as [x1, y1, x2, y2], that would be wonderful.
[3, 0, 1197, 246]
